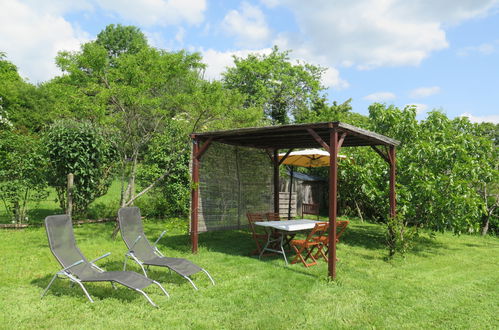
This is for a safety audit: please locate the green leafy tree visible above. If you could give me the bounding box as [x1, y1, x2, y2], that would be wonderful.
[44, 119, 117, 215]
[55, 24, 259, 215]
[96, 24, 148, 59]
[0, 53, 51, 132]
[0, 130, 47, 223]
[136, 121, 190, 217]
[223, 46, 326, 124]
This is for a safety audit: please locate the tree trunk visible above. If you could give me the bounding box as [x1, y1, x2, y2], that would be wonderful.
[128, 154, 138, 205]
[481, 216, 489, 236]
[66, 173, 74, 217]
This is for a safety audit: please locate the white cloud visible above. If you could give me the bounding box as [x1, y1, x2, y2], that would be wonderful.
[363, 92, 396, 102]
[199, 47, 349, 89]
[96, 0, 206, 26]
[175, 27, 186, 44]
[199, 48, 272, 81]
[460, 112, 499, 124]
[321, 67, 349, 90]
[221, 2, 271, 48]
[409, 86, 441, 98]
[0, 0, 89, 83]
[273, 34, 348, 89]
[457, 40, 498, 56]
[405, 103, 429, 114]
[272, 0, 499, 70]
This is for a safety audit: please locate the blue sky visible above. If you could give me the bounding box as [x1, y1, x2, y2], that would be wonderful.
[1, 0, 498, 123]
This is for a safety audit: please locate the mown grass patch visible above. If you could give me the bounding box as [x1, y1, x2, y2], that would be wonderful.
[1, 218, 498, 329]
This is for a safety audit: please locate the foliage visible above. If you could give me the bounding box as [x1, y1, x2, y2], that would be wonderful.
[299, 97, 370, 128]
[0, 130, 48, 223]
[223, 46, 326, 124]
[385, 212, 417, 257]
[333, 104, 498, 240]
[0, 97, 13, 129]
[136, 121, 191, 217]
[0, 53, 51, 131]
[95, 24, 148, 59]
[43, 119, 117, 215]
[54, 24, 256, 209]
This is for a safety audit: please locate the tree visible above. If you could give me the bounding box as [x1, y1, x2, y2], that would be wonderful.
[54, 24, 259, 221]
[0, 130, 47, 223]
[0, 53, 50, 132]
[96, 24, 148, 59]
[222, 46, 326, 124]
[44, 119, 117, 215]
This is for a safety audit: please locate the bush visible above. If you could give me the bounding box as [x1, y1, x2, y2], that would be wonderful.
[0, 131, 48, 223]
[385, 213, 417, 257]
[44, 119, 118, 216]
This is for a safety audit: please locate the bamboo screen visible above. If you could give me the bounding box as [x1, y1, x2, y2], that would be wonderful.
[195, 142, 274, 232]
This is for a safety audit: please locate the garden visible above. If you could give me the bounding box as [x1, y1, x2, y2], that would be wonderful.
[0, 24, 498, 328]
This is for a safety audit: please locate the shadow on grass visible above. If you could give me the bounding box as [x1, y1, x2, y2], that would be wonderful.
[31, 274, 144, 304]
[101, 260, 209, 288]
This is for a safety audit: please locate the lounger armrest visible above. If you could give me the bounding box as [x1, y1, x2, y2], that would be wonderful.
[88, 252, 111, 264]
[154, 230, 167, 246]
[61, 259, 84, 272]
[130, 235, 142, 252]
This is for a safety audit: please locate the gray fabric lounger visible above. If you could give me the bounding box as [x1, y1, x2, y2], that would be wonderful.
[42, 215, 169, 307]
[118, 207, 215, 290]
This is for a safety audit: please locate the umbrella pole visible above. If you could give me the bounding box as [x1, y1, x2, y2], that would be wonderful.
[288, 166, 294, 220]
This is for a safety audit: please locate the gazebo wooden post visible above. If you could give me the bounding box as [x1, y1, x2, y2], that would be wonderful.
[190, 137, 213, 253]
[191, 138, 200, 253]
[273, 149, 280, 214]
[389, 146, 396, 218]
[328, 129, 338, 279]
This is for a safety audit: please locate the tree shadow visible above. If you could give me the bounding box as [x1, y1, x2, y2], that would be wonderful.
[340, 225, 386, 250]
[156, 229, 257, 258]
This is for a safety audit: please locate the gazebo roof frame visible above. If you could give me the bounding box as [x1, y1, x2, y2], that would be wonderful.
[189, 121, 399, 279]
[191, 121, 400, 150]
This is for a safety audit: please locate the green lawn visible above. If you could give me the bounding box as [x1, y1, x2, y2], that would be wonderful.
[0, 180, 123, 224]
[0, 218, 498, 329]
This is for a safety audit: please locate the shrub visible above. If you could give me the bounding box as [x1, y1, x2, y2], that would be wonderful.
[0, 131, 48, 223]
[44, 119, 118, 216]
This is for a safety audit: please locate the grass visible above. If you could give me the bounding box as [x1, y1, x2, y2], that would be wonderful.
[0, 218, 498, 329]
[0, 180, 123, 224]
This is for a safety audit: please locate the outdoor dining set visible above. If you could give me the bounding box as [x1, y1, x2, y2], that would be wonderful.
[246, 204, 349, 268]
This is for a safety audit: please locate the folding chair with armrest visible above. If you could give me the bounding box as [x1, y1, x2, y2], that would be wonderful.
[290, 222, 328, 267]
[246, 212, 268, 255]
[118, 207, 215, 290]
[42, 215, 168, 307]
[313, 220, 349, 262]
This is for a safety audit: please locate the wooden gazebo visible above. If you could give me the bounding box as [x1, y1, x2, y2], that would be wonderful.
[189, 122, 400, 279]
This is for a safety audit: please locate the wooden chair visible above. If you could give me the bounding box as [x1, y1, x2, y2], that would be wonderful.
[313, 220, 349, 262]
[265, 212, 281, 221]
[290, 222, 328, 268]
[246, 213, 268, 255]
[302, 203, 320, 219]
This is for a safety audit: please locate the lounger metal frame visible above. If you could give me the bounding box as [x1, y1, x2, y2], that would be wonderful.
[122, 231, 215, 290]
[42, 215, 169, 307]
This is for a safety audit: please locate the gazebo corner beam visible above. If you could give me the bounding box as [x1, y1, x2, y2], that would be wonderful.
[306, 128, 330, 152]
[195, 137, 213, 160]
[278, 148, 294, 166]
